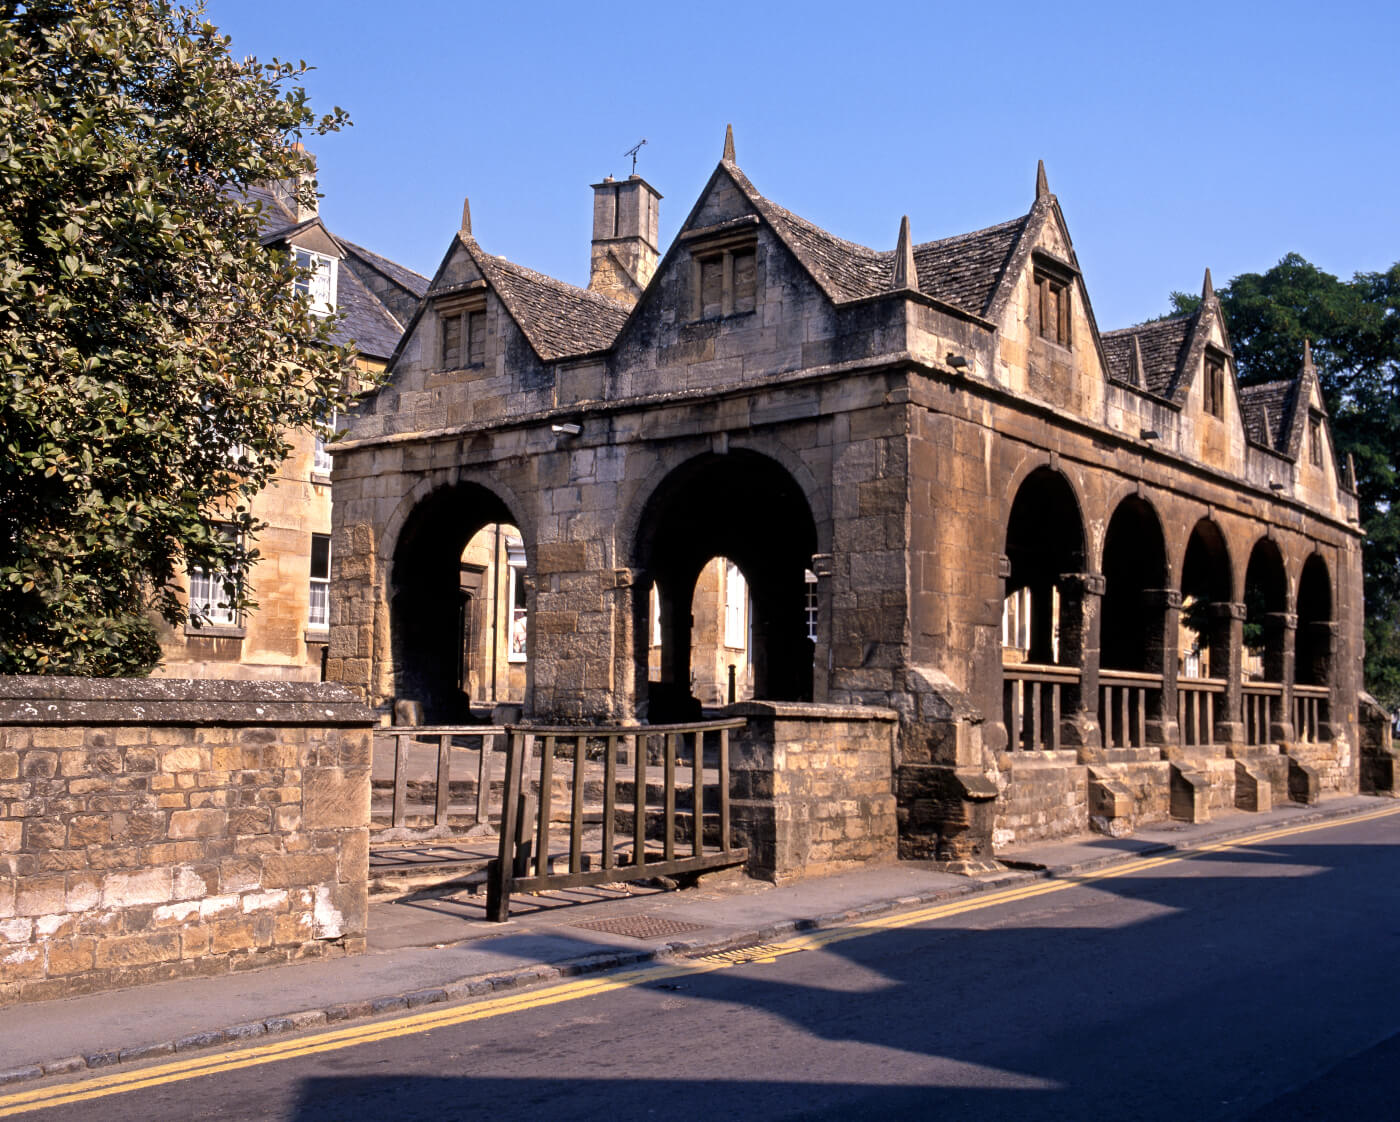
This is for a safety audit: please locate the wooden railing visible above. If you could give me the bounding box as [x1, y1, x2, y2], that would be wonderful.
[1294, 685, 1329, 744]
[1098, 670, 1161, 750]
[1178, 677, 1226, 748]
[486, 720, 748, 921]
[1002, 663, 1078, 752]
[376, 726, 508, 830]
[1242, 681, 1283, 747]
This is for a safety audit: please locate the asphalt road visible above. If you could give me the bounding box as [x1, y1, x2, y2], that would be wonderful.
[17, 810, 1400, 1121]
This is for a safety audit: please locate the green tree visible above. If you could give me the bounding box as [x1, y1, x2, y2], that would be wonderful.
[0, 0, 357, 674]
[1167, 255, 1400, 706]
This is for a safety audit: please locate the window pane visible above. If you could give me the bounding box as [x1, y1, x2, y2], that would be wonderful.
[733, 249, 756, 314]
[310, 534, 331, 579]
[468, 310, 486, 365]
[700, 257, 723, 318]
[441, 314, 462, 368]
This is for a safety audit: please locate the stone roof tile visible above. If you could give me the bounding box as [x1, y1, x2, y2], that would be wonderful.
[1101, 316, 1193, 396]
[467, 243, 631, 361]
[1238, 379, 1296, 450]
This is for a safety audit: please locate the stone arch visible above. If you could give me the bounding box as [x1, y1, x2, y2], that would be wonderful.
[1179, 518, 1233, 680]
[387, 479, 530, 723]
[1100, 495, 1168, 673]
[1002, 465, 1086, 667]
[616, 436, 832, 567]
[630, 449, 819, 720]
[1243, 536, 1289, 684]
[1295, 552, 1333, 688]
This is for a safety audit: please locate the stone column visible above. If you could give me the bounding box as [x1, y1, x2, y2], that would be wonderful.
[1058, 571, 1104, 758]
[1265, 611, 1298, 742]
[1212, 600, 1246, 747]
[1144, 588, 1181, 747]
[810, 553, 833, 703]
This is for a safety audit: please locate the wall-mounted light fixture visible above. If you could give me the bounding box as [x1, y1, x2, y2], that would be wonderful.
[1268, 480, 1285, 491]
[1140, 428, 1161, 441]
[946, 353, 970, 370]
[551, 422, 582, 436]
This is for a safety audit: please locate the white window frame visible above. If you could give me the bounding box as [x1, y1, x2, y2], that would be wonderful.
[293, 247, 337, 316]
[804, 569, 818, 643]
[507, 542, 528, 663]
[308, 533, 331, 630]
[650, 584, 662, 648]
[313, 409, 345, 477]
[724, 561, 747, 650]
[188, 528, 242, 629]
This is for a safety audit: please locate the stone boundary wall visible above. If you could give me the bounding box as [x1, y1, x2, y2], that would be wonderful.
[728, 701, 898, 883]
[0, 677, 375, 1004]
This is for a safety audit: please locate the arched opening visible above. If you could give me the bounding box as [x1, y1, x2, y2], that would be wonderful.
[390, 483, 526, 723]
[1295, 553, 1333, 742]
[1295, 554, 1333, 686]
[1179, 519, 1232, 680]
[1243, 538, 1288, 683]
[1100, 497, 1168, 673]
[1002, 468, 1086, 751]
[1003, 468, 1084, 667]
[634, 451, 817, 722]
[1099, 496, 1169, 748]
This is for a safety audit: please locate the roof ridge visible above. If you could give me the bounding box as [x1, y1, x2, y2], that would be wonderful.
[480, 249, 632, 313]
[338, 237, 429, 283]
[911, 215, 1027, 252]
[1101, 314, 1194, 337]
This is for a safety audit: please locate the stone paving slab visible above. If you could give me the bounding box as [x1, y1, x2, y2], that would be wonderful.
[0, 794, 1391, 1086]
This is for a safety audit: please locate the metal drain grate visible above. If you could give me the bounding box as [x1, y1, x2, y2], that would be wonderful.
[568, 914, 709, 940]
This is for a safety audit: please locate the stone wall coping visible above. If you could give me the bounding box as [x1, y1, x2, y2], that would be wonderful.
[723, 700, 899, 722]
[0, 676, 375, 727]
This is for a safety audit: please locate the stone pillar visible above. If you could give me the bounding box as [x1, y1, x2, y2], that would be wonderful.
[1212, 600, 1246, 747]
[1144, 588, 1181, 746]
[1058, 571, 1104, 757]
[1266, 611, 1298, 742]
[810, 553, 833, 703]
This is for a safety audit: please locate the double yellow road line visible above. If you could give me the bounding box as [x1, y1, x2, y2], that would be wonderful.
[3, 803, 1397, 1116]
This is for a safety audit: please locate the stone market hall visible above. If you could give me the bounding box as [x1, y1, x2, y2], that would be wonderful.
[327, 128, 1379, 869]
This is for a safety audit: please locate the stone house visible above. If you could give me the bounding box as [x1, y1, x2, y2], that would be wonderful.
[328, 127, 1371, 860]
[153, 164, 427, 682]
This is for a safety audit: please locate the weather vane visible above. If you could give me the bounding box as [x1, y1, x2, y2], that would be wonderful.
[623, 138, 647, 175]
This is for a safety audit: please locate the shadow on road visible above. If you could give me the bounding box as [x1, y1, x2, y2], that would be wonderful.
[286, 836, 1400, 1121]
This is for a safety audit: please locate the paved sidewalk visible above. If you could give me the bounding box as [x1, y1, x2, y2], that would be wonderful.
[0, 793, 1389, 1085]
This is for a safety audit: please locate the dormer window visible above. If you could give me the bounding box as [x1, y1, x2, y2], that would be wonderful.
[293, 248, 336, 316]
[1203, 352, 1226, 419]
[439, 297, 487, 370]
[689, 236, 757, 320]
[1033, 261, 1072, 348]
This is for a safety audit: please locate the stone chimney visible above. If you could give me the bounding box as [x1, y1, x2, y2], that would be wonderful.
[588, 174, 662, 304]
[272, 142, 318, 223]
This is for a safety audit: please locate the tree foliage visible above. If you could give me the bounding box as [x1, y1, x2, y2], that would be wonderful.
[1169, 255, 1400, 707]
[0, 0, 357, 674]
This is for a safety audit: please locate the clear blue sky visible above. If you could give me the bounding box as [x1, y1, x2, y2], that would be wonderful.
[205, 0, 1398, 330]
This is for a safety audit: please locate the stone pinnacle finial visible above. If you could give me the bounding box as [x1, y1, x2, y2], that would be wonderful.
[1130, 335, 1145, 386]
[723, 123, 736, 163]
[1346, 452, 1358, 490]
[1302, 337, 1314, 372]
[460, 196, 472, 236]
[1035, 159, 1049, 200]
[1202, 267, 1215, 303]
[893, 215, 918, 291]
